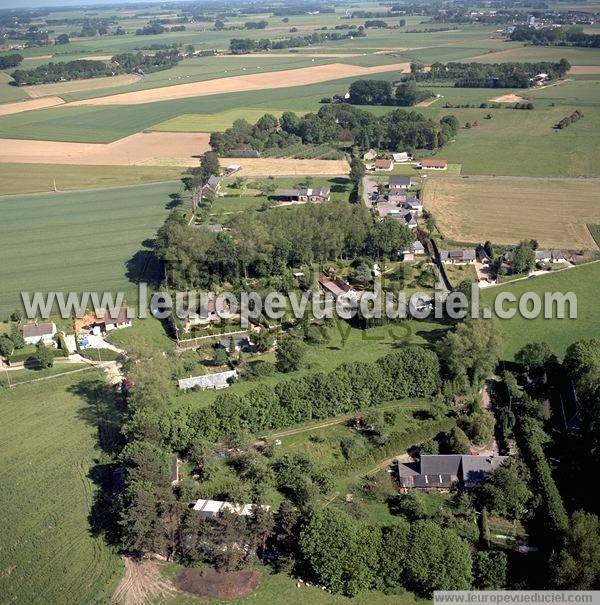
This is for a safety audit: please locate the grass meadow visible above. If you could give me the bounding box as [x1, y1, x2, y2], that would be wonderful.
[0, 181, 181, 316]
[0, 164, 184, 196]
[0, 371, 123, 603]
[481, 261, 600, 359]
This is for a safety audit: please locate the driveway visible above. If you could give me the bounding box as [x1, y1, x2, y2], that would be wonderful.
[362, 175, 379, 208]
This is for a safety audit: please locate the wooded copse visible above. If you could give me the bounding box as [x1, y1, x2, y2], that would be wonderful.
[209, 105, 459, 156]
[418, 59, 571, 88]
[511, 25, 600, 48]
[157, 202, 415, 289]
[347, 77, 435, 106]
[10, 49, 181, 86]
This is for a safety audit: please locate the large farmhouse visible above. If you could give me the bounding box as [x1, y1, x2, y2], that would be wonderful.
[397, 454, 508, 490]
[22, 322, 57, 345]
[274, 187, 330, 203]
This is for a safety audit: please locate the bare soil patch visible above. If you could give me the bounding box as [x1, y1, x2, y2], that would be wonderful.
[0, 96, 65, 116]
[489, 93, 529, 103]
[220, 157, 349, 176]
[416, 96, 439, 107]
[25, 74, 142, 98]
[422, 175, 600, 250]
[174, 568, 261, 600]
[112, 558, 176, 605]
[69, 62, 411, 106]
[23, 54, 52, 61]
[79, 55, 113, 61]
[0, 132, 210, 166]
[569, 65, 600, 74]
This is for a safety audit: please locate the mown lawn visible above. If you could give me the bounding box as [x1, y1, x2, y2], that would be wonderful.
[481, 261, 600, 359]
[0, 372, 123, 603]
[0, 181, 182, 316]
[163, 565, 426, 605]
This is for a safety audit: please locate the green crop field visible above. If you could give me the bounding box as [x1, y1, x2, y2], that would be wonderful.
[0, 164, 184, 196]
[481, 261, 600, 359]
[0, 372, 123, 603]
[0, 181, 182, 316]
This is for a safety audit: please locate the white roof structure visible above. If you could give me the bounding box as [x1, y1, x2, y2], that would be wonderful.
[178, 370, 237, 390]
[392, 152, 410, 162]
[192, 499, 271, 518]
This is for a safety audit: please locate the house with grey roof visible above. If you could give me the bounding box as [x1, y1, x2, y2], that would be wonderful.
[535, 249, 567, 264]
[22, 322, 57, 345]
[193, 498, 271, 519]
[397, 454, 508, 491]
[440, 249, 477, 264]
[402, 196, 423, 216]
[178, 369, 237, 391]
[389, 175, 413, 191]
[202, 174, 222, 197]
[273, 187, 330, 203]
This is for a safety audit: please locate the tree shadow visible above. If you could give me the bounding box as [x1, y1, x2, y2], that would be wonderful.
[125, 249, 162, 289]
[166, 193, 183, 209]
[69, 377, 126, 547]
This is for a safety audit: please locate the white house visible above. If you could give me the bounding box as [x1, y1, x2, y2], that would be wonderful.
[392, 152, 411, 163]
[178, 369, 238, 390]
[22, 322, 57, 345]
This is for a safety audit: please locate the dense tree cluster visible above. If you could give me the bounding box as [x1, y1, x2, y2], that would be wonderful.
[209, 106, 458, 157]
[157, 201, 414, 289]
[11, 49, 181, 85]
[422, 59, 570, 88]
[301, 511, 472, 597]
[511, 25, 600, 48]
[0, 53, 23, 69]
[348, 78, 434, 106]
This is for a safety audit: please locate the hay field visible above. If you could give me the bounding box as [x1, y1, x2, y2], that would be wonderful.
[219, 157, 349, 176]
[24, 74, 142, 98]
[0, 96, 65, 116]
[68, 62, 411, 106]
[0, 132, 210, 166]
[0, 372, 123, 603]
[423, 176, 600, 249]
[0, 181, 178, 314]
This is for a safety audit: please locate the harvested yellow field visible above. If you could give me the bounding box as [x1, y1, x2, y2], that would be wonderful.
[0, 96, 65, 116]
[569, 65, 600, 74]
[489, 93, 529, 103]
[0, 132, 210, 166]
[69, 62, 411, 106]
[24, 74, 142, 98]
[423, 176, 600, 250]
[220, 157, 349, 176]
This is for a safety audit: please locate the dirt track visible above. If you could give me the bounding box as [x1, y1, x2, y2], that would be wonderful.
[0, 96, 65, 116]
[0, 132, 210, 166]
[69, 62, 411, 106]
[568, 65, 600, 74]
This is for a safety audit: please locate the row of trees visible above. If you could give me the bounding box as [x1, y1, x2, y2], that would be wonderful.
[556, 109, 584, 129]
[125, 346, 440, 452]
[11, 49, 181, 86]
[511, 25, 600, 48]
[209, 105, 459, 157]
[422, 59, 571, 88]
[229, 30, 361, 54]
[493, 339, 600, 588]
[347, 78, 434, 107]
